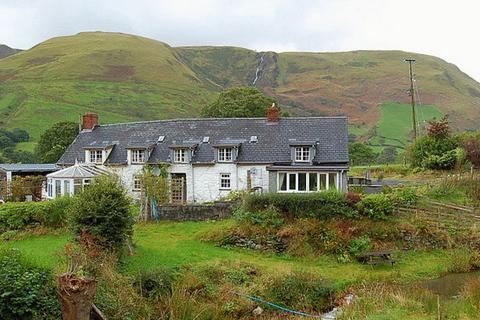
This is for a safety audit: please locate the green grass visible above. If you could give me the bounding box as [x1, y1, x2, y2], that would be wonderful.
[368, 102, 443, 152]
[0, 220, 456, 285]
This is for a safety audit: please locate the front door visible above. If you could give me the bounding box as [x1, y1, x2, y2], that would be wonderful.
[171, 173, 187, 204]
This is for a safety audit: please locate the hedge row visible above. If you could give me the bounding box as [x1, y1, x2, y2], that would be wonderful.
[242, 188, 418, 220]
[0, 197, 73, 232]
[242, 191, 356, 219]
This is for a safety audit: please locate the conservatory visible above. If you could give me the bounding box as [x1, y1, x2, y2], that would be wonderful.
[46, 163, 109, 199]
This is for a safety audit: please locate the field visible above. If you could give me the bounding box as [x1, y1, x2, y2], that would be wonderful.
[367, 102, 443, 151]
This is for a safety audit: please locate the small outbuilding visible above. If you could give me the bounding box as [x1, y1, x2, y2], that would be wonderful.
[46, 162, 109, 199]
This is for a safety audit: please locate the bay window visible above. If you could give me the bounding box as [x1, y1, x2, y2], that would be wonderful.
[277, 172, 339, 192]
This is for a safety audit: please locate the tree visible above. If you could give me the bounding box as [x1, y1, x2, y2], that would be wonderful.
[68, 176, 133, 252]
[349, 142, 376, 165]
[409, 117, 458, 170]
[463, 137, 480, 168]
[377, 146, 399, 164]
[201, 86, 280, 118]
[36, 122, 79, 163]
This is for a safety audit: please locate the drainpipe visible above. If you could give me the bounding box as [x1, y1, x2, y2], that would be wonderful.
[191, 164, 195, 203]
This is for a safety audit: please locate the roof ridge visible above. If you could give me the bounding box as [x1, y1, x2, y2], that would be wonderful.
[97, 116, 348, 127]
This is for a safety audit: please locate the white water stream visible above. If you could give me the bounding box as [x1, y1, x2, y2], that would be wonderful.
[252, 54, 264, 85]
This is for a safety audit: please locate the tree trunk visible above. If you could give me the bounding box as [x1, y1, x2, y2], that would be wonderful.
[58, 273, 97, 320]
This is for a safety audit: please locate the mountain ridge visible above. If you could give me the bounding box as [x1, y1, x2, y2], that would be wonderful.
[0, 31, 479, 152]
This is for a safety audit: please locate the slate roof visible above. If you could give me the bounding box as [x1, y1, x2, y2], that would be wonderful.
[0, 163, 58, 173]
[58, 117, 349, 166]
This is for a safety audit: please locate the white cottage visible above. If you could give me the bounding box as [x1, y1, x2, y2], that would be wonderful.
[57, 106, 349, 203]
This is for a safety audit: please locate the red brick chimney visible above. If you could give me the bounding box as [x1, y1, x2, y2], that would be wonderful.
[266, 103, 279, 123]
[82, 112, 99, 130]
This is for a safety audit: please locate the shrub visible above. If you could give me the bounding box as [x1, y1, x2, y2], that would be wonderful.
[0, 249, 60, 319]
[68, 176, 134, 252]
[0, 197, 72, 232]
[265, 271, 336, 312]
[409, 135, 458, 170]
[421, 149, 458, 170]
[348, 235, 372, 256]
[390, 187, 420, 206]
[243, 191, 355, 219]
[233, 206, 284, 228]
[356, 194, 395, 220]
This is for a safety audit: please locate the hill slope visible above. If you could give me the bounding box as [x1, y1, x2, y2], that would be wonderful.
[1, 31, 479, 151]
[0, 44, 21, 59]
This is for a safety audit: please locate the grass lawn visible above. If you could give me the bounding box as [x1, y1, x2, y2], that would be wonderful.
[1, 219, 455, 286]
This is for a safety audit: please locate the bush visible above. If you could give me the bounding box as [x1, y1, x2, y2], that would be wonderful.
[266, 271, 336, 312]
[357, 194, 395, 220]
[348, 235, 372, 256]
[0, 249, 60, 319]
[409, 135, 458, 170]
[68, 176, 134, 251]
[0, 197, 72, 232]
[233, 206, 284, 228]
[243, 191, 355, 219]
[389, 187, 420, 206]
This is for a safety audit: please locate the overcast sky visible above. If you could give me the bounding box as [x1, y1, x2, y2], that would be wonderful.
[1, 0, 479, 80]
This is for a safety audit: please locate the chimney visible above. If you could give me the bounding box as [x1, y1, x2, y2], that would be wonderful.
[266, 103, 280, 123]
[82, 112, 99, 130]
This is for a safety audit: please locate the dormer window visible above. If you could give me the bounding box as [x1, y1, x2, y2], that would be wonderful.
[218, 148, 233, 162]
[174, 149, 187, 163]
[294, 147, 310, 162]
[89, 150, 103, 164]
[131, 149, 145, 163]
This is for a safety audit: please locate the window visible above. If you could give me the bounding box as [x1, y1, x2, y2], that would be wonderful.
[63, 180, 70, 196]
[294, 147, 310, 162]
[74, 179, 82, 195]
[47, 179, 53, 197]
[131, 149, 145, 163]
[55, 180, 61, 197]
[218, 148, 233, 162]
[174, 149, 187, 163]
[220, 173, 231, 189]
[277, 172, 339, 192]
[83, 179, 91, 188]
[89, 150, 103, 164]
[133, 176, 142, 191]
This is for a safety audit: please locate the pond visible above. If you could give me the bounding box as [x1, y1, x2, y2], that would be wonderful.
[422, 272, 480, 298]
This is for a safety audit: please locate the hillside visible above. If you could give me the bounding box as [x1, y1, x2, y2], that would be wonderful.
[1, 31, 480, 152]
[0, 44, 21, 59]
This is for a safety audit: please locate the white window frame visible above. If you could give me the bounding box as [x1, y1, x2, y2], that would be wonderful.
[173, 149, 187, 163]
[294, 147, 310, 162]
[131, 149, 146, 164]
[89, 149, 103, 164]
[133, 176, 142, 191]
[220, 173, 231, 190]
[277, 172, 339, 193]
[218, 148, 233, 162]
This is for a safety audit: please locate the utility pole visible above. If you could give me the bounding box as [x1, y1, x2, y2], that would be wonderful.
[405, 58, 417, 140]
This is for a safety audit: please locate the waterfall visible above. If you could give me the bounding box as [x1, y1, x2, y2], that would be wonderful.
[252, 54, 264, 85]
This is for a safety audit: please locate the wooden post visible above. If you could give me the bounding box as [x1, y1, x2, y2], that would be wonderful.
[58, 273, 96, 320]
[437, 294, 440, 320]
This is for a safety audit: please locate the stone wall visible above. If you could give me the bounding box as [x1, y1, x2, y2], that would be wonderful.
[156, 201, 234, 221]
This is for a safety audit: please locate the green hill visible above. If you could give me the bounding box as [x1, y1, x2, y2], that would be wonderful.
[0, 44, 21, 59]
[1, 31, 479, 152]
